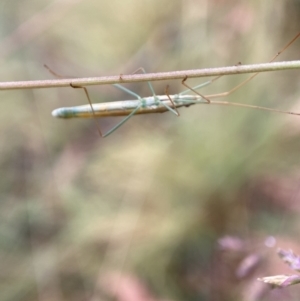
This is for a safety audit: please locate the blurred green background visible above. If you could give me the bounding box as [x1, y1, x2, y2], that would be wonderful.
[1, 1, 300, 300]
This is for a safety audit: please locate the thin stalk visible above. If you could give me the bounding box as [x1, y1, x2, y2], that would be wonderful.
[0, 60, 300, 91]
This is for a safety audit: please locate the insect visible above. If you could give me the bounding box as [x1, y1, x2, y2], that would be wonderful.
[51, 32, 300, 138]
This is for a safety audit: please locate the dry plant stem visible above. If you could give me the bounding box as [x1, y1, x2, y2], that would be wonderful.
[1, 61, 300, 91]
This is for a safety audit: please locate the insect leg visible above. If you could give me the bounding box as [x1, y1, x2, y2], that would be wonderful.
[132, 67, 179, 116]
[206, 32, 300, 99]
[44, 64, 105, 137]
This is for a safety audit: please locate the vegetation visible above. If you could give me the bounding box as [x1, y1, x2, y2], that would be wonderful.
[1, 1, 300, 300]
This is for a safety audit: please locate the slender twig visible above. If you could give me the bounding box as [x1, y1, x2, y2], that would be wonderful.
[0, 60, 300, 91]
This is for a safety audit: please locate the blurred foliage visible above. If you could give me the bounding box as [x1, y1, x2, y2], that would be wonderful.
[1, 1, 300, 301]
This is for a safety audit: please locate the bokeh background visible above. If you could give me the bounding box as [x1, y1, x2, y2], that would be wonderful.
[1, 1, 300, 300]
